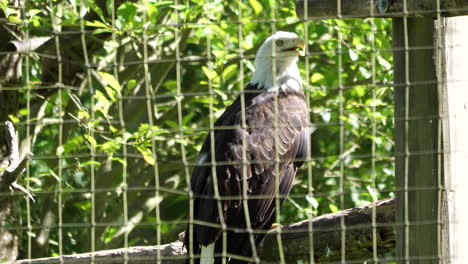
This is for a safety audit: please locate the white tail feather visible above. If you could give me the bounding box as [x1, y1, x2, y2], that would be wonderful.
[200, 243, 215, 264]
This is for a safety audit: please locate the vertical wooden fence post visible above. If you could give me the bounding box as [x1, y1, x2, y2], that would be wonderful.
[393, 17, 445, 263]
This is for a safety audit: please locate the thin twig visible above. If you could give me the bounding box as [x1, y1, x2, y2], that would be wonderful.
[0, 121, 34, 201]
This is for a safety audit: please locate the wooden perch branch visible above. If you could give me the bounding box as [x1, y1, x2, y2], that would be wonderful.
[259, 198, 395, 263]
[295, 0, 468, 20]
[8, 198, 395, 264]
[0, 121, 33, 201]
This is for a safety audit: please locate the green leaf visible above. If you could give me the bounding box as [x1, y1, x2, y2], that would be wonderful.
[18, 108, 28, 116]
[146, 1, 159, 22]
[28, 9, 42, 17]
[202, 66, 217, 80]
[63, 136, 84, 153]
[86, 0, 105, 20]
[103, 86, 116, 101]
[310, 73, 324, 83]
[127, 79, 137, 91]
[38, 168, 61, 182]
[348, 49, 358, 61]
[101, 141, 120, 153]
[354, 86, 366, 97]
[306, 195, 319, 209]
[8, 15, 21, 23]
[358, 66, 371, 79]
[377, 55, 392, 70]
[112, 157, 127, 166]
[73, 200, 91, 211]
[170, 4, 186, 10]
[164, 120, 178, 129]
[248, 0, 263, 15]
[136, 146, 155, 165]
[222, 64, 237, 81]
[99, 72, 121, 95]
[94, 90, 112, 117]
[56, 146, 64, 156]
[154, 0, 173, 7]
[25, 177, 42, 186]
[86, 20, 109, 29]
[84, 134, 97, 149]
[329, 204, 339, 213]
[8, 115, 19, 123]
[116, 2, 138, 29]
[182, 112, 196, 126]
[80, 160, 102, 168]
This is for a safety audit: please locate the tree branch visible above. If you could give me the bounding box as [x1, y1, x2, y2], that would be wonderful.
[0, 121, 33, 201]
[259, 198, 395, 263]
[295, 0, 468, 20]
[6, 37, 52, 53]
[8, 198, 395, 264]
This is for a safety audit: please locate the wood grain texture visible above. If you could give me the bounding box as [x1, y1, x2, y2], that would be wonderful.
[392, 17, 446, 263]
[441, 15, 468, 263]
[295, 0, 468, 19]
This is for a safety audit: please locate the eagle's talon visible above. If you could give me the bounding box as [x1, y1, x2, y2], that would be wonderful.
[270, 223, 283, 230]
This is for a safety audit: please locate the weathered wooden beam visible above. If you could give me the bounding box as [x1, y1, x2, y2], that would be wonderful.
[440, 16, 468, 264]
[393, 17, 446, 263]
[295, 0, 468, 20]
[7, 198, 395, 264]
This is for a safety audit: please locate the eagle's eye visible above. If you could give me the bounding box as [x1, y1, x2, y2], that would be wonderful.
[276, 40, 284, 46]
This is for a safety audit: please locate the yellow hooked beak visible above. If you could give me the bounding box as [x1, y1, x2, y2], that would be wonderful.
[296, 38, 306, 56]
[280, 38, 306, 56]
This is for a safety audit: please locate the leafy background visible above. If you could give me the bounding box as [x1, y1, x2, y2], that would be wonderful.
[1, 0, 394, 259]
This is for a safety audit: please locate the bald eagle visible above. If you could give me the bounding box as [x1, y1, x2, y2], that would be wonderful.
[185, 31, 309, 264]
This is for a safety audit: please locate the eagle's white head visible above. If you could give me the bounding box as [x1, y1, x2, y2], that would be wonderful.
[250, 31, 305, 92]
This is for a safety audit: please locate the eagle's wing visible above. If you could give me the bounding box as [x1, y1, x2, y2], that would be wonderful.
[228, 92, 309, 226]
[189, 91, 309, 245]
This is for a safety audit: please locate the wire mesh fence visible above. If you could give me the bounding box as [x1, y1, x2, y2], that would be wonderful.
[0, 0, 463, 263]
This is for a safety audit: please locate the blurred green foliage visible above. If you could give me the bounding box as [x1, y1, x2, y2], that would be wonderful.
[2, 0, 394, 259]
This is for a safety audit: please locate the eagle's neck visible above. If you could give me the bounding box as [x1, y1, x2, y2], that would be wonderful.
[250, 58, 301, 92]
